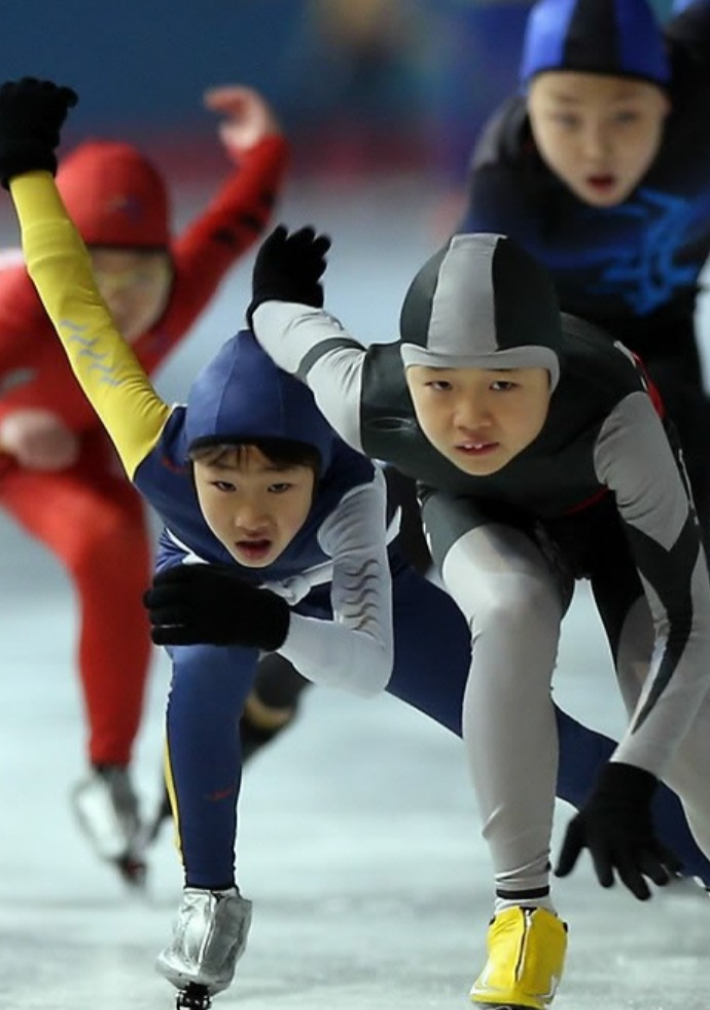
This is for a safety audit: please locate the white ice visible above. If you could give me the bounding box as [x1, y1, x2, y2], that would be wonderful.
[1, 179, 709, 1010]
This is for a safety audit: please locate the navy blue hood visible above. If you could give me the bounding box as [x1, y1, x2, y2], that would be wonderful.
[184, 329, 335, 472]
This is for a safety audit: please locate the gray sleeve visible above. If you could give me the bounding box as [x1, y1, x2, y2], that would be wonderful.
[594, 391, 710, 774]
[279, 468, 394, 696]
[251, 301, 367, 452]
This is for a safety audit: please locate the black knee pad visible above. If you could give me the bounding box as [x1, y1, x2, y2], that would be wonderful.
[252, 653, 311, 710]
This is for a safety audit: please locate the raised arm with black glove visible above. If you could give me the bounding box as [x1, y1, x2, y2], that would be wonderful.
[554, 761, 682, 900]
[246, 224, 331, 328]
[0, 77, 77, 188]
[143, 563, 290, 650]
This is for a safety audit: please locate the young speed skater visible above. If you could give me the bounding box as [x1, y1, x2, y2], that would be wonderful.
[0, 79, 289, 883]
[243, 218, 710, 1009]
[4, 79, 710, 1010]
[460, 0, 710, 544]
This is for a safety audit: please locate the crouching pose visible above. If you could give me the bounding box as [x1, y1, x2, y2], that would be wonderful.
[0, 77, 289, 882]
[245, 223, 710, 1009]
[3, 79, 710, 1010]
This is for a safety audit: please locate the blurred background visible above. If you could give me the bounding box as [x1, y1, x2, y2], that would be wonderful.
[0, 0, 677, 181]
[0, 0, 680, 376]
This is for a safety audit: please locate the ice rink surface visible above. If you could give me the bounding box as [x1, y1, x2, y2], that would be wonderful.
[1, 178, 709, 1010]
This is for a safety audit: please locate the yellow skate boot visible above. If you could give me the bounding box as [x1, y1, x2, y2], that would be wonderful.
[469, 906, 567, 1010]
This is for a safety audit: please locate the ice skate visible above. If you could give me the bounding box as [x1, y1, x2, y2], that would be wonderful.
[157, 886, 253, 1008]
[469, 906, 567, 1010]
[70, 765, 147, 888]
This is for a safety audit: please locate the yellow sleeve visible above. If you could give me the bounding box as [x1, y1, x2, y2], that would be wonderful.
[9, 171, 171, 480]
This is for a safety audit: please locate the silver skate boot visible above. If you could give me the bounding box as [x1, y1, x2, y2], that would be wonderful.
[157, 887, 252, 1008]
[71, 765, 146, 887]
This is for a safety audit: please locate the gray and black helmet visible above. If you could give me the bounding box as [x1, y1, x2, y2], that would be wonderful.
[399, 233, 562, 390]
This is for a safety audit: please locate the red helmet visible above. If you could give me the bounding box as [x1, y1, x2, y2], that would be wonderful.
[56, 140, 170, 249]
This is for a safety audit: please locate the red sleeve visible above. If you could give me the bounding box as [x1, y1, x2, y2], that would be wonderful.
[0, 263, 103, 435]
[133, 133, 290, 376]
[0, 135, 289, 443]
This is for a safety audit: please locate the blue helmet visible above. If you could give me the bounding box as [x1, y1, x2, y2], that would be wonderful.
[520, 0, 670, 89]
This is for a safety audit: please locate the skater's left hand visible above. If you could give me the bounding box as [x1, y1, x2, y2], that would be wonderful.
[204, 85, 281, 155]
[0, 77, 77, 188]
[144, 562, 290, 650]
[247, 224, 331, 328]
[554, 762, 682, 900]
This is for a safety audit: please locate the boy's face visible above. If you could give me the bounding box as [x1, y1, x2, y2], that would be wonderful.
[406, 365, 551, 476]
[193, 444, 316, 568]
[527, 71, 670, 207]
[90, 248, 172, 343]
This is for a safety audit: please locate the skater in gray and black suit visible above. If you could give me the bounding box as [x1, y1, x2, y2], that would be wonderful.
[249, 224, 710, 1009]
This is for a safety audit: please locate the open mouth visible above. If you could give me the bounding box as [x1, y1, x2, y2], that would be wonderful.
[586, 174, 616, 192]
[236, 538, 272, 560]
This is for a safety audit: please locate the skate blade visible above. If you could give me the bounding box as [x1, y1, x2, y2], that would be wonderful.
[474, 1001, 537, 1010]
[176, 982, 212, 1009]
[472, 1003, 545, 1010]
[115, 853, 148, 891]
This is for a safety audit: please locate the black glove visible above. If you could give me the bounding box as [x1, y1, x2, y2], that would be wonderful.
[143, 563, 290, 650]
[555, 762, 682, 900]
[247, 224, 331, 328]
[0, 77, 78, 188]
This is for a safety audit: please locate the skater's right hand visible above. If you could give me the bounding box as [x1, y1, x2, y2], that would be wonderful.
[0, 408, 80, 470]
[554, 762, 682, 900]
[0, 78, 78, 188]
[144, 563, 291, 651]
[247, 225, 332, 329]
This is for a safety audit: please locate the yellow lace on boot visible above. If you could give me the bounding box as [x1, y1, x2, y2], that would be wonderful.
[469, 906, 567, 1010]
